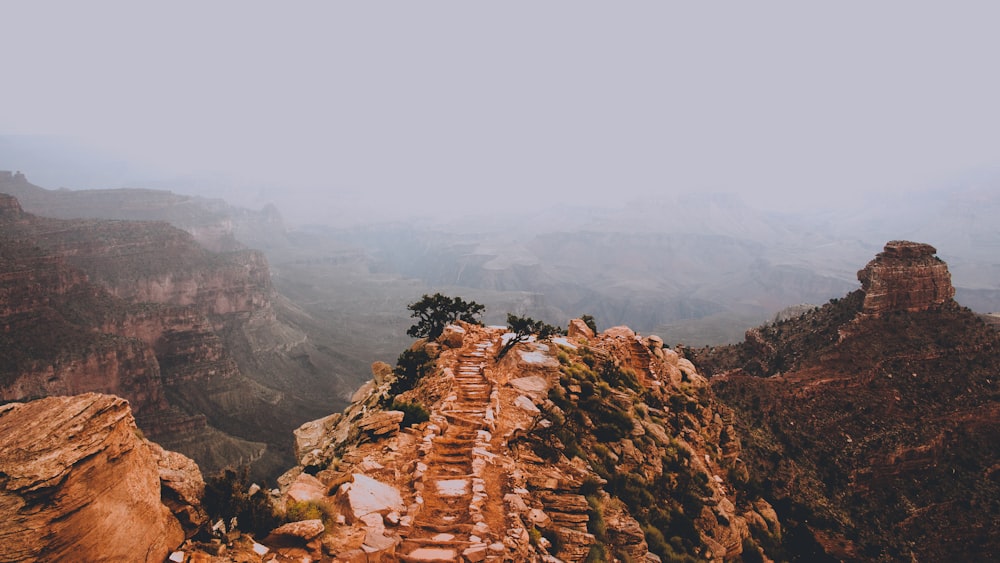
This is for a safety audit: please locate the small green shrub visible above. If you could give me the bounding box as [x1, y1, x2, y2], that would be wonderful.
[285, 499, 336, 527]
[585, 543, 607, 563]
[203, 466, 279, 537]
[392, 399, 430, 427]
[528, 526, 542, 546]
[557, 349, 572, 365]
[586, 494, 607, 540]
[390, 347, 433, 396]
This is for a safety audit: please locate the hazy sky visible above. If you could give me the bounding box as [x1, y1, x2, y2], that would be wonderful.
[2, 1, 999, 223]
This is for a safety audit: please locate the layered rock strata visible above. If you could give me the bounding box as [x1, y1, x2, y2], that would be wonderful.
[0, 192, 318, 475]
[0, 393, 204, 563]
[857, 240, 955, 316]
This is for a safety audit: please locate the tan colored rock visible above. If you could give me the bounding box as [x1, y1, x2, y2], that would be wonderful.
[440, 324, 467, 348]
[287, 472, 328, 503]
[605, 510, 647, 560]
[677, 358, 700, 381]
[357, 410, 404, 438]
[148, 441, 207, 532]
[293, 413, 340, 462]
[371, 361, 394, 384]
[646, 335, 664, 350]
[341, 474, 404, 519]
[510, 375, 550, 397]
[514, 395, 541, 415]
[567, 318, 596, 340]
[464, 544, 489, 562]
[602, 325, 637, 341]
[350, 380, 376, 403]
[0, 394, 185, 562]
[269, 519, 325, 541]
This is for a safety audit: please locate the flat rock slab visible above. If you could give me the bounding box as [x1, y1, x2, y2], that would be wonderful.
[517, 350, 558, 366]
[509, 375, 549, 394]
[407, 547, 458, 560]
[435, 479, 469, 497]
[344, 474, 404, 518]
[286, 472, 327, 503]
[514, 395, 540, 414]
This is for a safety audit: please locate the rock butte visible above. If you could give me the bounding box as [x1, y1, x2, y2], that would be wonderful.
[857, 240, 955, 316]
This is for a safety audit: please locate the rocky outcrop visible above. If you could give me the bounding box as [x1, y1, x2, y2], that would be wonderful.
[704, 242, 1000, 561]
[857, 240, 955, 316]
[0, 393, 202, 562]
[232, 322, 779, 563]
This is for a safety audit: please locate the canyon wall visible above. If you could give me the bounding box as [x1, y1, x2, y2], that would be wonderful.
[0, 191, 339, 477]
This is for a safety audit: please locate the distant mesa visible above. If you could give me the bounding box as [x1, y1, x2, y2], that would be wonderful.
[857, 240, 955, 316]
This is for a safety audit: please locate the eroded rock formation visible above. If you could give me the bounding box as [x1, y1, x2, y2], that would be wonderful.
[0, 191, 345, 477]
[857, 240, 955, 316]
[700, 242, 1000, 561]
[0, 393, 204, 563]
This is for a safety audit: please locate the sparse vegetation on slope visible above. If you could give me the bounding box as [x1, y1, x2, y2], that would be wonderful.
[701, 293, 1000, 561]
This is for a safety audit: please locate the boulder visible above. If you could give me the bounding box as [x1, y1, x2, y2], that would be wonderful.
[371, 361, 394, 384]
[677, 358, 700, 381]
[357, 410, 405, 438]
[293, 413, 340, 462]
[287, 472, 328, 503]
[350, 380, 376, 403]
[646, 335, 664, 350]
[510, 375, 550, 397]
[148, 441, 208, 533]
[514, 395, 541, 415]
[567, 318, 596, 340]
[269, 519, 325, 541]
[602, 325, 637, 340]
[0, 394, 185, 562]
[440, 324, 467, 348]
[341, 474, 404, 519]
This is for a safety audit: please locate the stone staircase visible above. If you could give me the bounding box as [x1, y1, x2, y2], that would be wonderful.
[399, 337, 497, 563]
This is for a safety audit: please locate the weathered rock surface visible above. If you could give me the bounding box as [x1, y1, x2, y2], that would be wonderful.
[857, 240, 955, 316]
[567, 318, 595, 340]
[269, 519, 325, 541]
[177, 321, 779, 562]
[0, 393, 200, 562]
[0, 188, 346, 477]
[703, 242, 1000, 561]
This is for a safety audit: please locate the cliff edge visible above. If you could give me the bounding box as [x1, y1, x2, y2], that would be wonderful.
[0, 393, 205, 562]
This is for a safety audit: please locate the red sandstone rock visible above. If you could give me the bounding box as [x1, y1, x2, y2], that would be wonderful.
[0, 393, 195, 562]
[567, 318, 596, 340]
[857, 240, 955, 316]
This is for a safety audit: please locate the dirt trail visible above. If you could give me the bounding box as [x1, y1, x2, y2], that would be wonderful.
[399, 335, 500, 563]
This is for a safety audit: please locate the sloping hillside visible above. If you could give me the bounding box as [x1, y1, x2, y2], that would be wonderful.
[697, 242, 1000, 561]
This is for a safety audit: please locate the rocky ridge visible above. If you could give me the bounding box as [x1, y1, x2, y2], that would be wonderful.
[0, 393, 205, 563]
[222, 321, 782, 562]
[698, 241, 1000, 561]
